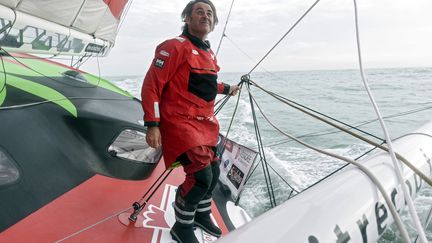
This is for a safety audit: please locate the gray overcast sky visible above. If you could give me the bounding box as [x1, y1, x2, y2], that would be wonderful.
[80, 0, 432, 77]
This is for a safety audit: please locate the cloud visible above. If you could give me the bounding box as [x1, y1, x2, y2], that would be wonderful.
[79, 0, 432, 76]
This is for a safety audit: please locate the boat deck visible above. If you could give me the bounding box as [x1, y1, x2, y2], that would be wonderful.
[0, 162, 228, 242]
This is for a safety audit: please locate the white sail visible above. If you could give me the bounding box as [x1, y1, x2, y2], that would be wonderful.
[0, 0, 129, 56]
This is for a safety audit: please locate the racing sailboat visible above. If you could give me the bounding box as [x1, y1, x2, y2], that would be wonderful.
[0, 1, 246, 242]
[0, 1, 431, 243]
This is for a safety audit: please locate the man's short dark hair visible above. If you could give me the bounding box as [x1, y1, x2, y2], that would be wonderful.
[181, 0, 218, 31]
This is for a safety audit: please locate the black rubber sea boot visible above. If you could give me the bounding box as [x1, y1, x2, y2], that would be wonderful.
[171, 190, 199, 243]
[194, 160, 222, 237]
[195, 198, 222, 237]
[170, 222, 199, 243]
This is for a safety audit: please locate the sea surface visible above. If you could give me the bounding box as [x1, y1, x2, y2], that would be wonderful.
[108, 67, 432, 242]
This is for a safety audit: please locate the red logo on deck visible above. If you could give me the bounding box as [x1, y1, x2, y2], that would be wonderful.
[143, 205, 170, 229]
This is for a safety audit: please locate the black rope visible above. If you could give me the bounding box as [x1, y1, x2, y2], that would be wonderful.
[1, 8, 70, 60]
[299, 142, 384, 192]
[414, 205, 432, 243]
[0, 96, 131, 110]
[0, 9, 17, 38]
[214, 87, 243, 175]
[243, 154, 299, 194]
[0, 51, 6, 95]
[214, 95, 231, 115]
[0, 10, 18, 96]
[95, 54, 102, 87]
[220, 87, 242, 139]
[128, 169, 173, 221]
[250, 80, 384, 142]
[246, 81, 277, 207]
[0, 54, 77, 61]
[216, 0, 236, 56]
[245, 78, 428, 200]
[247, 0, 321, 75]
[264, 103, 432, 148]
[117, 0, 135, 35]
[214, 77, 247, 115]
[244, 159, 261, 186]
[73, 54, 92, 69]
[239, 76, 387, 200]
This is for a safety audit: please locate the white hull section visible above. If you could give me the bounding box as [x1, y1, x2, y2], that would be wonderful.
[218, 122, 432, 243]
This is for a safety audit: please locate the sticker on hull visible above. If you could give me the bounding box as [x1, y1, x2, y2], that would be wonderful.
[137, 184, 218, 243]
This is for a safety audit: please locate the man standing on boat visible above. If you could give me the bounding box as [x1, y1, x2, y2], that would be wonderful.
[141, 0, 239, 242]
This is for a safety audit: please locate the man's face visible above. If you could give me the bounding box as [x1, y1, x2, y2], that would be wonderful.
[186, 2, 214, 40]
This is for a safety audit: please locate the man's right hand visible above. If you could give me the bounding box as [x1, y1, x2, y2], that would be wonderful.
[146, 126, 162, 148]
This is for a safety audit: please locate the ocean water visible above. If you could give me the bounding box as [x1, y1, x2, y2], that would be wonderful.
[109, 67, 432, 242]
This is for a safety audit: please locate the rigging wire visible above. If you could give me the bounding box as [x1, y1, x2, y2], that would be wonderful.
[251, 80, 384, 141]
[96, 54, 102, 87]
[246, 82, 412, 242]
[0, 54, 78, 61]
[0, 52, 6, 95]
[216, 85, 300, 200]
[240, 81, 429, 196]
[0, 8, 17, 38]
[127, 169, 173, 222]
[0, 8, 17, 96]
[222, 32, 432, 149]
[224, 34, 299, 85]
[264, 104, 432, 148]
[353, 0, 427, 242]
[245, 81, 277, 207]
[54, 207, 133, 243]
[247, 0, 321, 75]
[72, 54, 92, 68]
[217, 85, 242, 138]
[116, 0, 135, 36]
[301, 142, 383, 193]
[215, 0, 235, 56]
[0, 96, 131, 110]
[250, 79, 432, 187]
[414, 205, 432, 243]
[213, 0, 431, 213]
[212, 0, 430, 239]
[213, 0, 240, 113]
[243, 156, 299, 194]
[246, 84, 384, 194]
[214, 94, 232, 114]
[55, 170, 174, 242]
[215, 84, 243, 170]
[0, 48, 101, 89]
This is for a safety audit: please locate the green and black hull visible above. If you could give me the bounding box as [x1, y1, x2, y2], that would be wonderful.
[0, 52, 158, 231]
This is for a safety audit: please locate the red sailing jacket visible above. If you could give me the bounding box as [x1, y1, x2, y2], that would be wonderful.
[141, 31, 229, 168]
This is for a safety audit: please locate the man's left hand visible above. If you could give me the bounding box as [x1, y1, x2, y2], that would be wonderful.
[229, 85, 240, 96]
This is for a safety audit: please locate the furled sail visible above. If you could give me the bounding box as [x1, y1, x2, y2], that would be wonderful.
[0, 0, 129, 56]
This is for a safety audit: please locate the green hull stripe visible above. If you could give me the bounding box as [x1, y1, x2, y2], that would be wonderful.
[4, 58, 66, 76]
[0, 61, 5, 105]
[7, 75, 77, 117]
[83, 73, 133, 98]
[3, 57, 133, 98]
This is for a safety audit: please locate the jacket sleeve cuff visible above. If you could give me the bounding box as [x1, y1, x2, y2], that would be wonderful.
[222, 84, 230, 95]
[144, 121, 160, 127]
